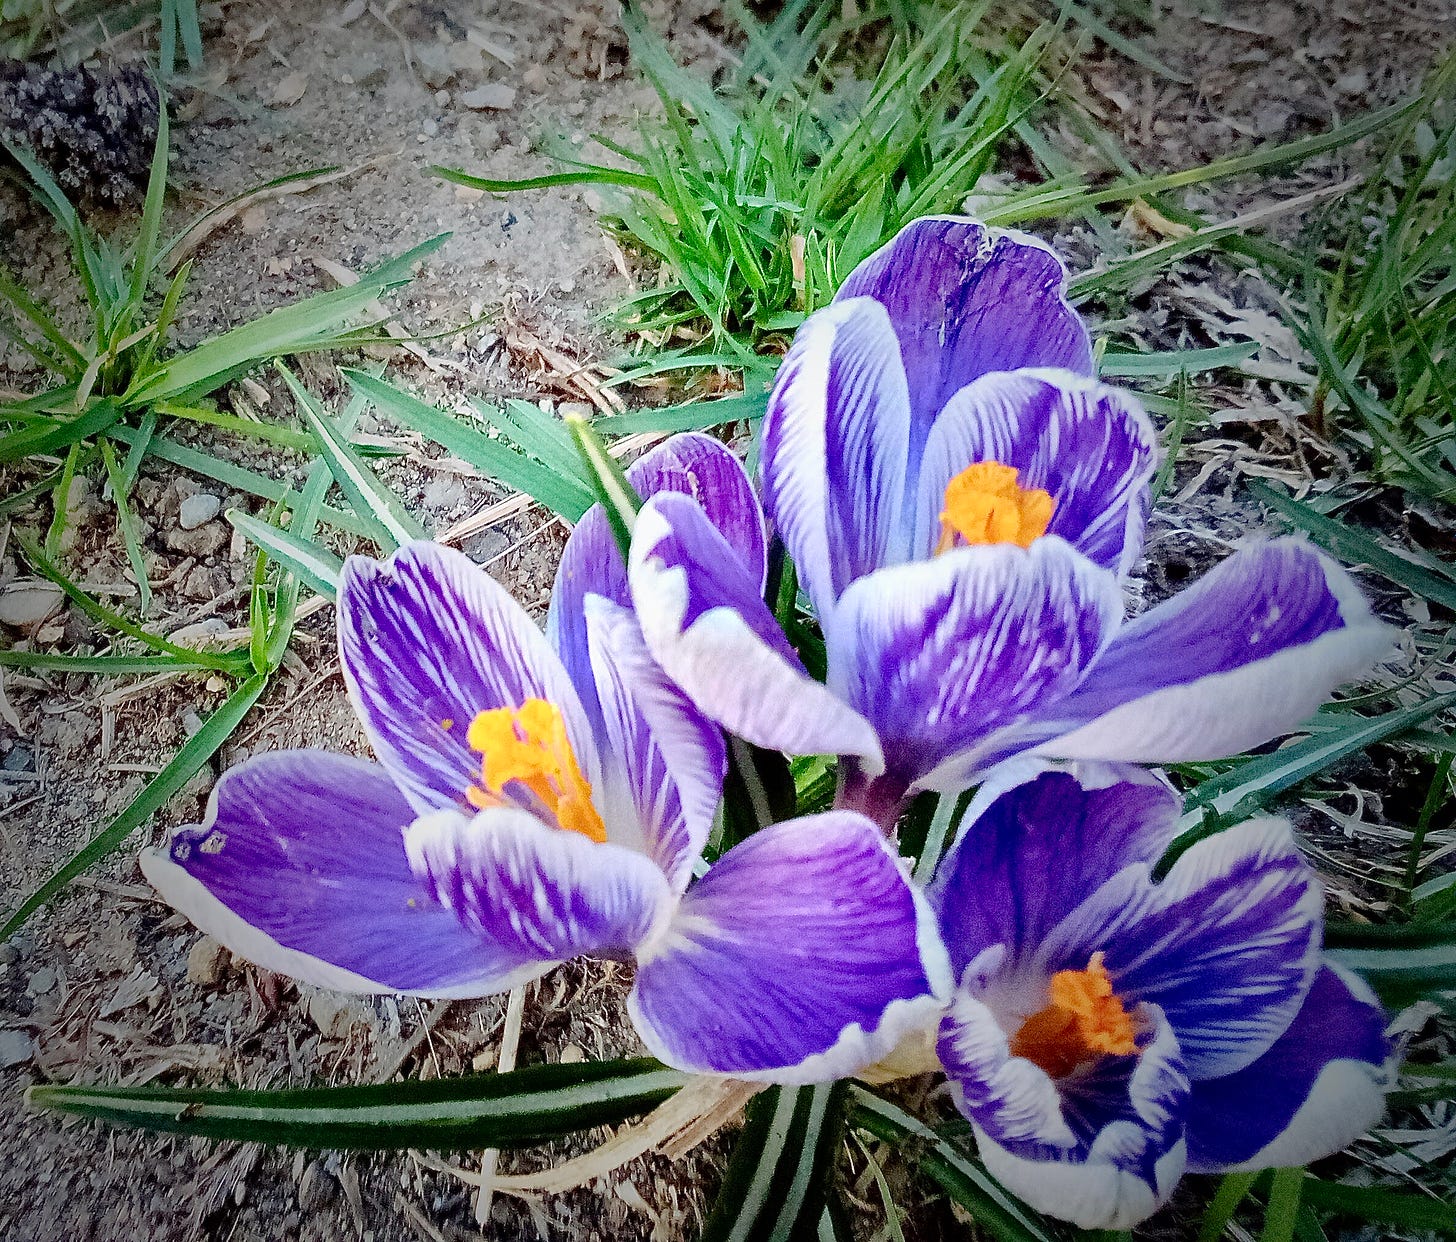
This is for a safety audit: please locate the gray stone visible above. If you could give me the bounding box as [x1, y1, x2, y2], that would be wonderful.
[28, 968, 56, 995]
[178, 493, 222, 529]
[460, 83, 516, 111]
[0, 1030, 33, 1069]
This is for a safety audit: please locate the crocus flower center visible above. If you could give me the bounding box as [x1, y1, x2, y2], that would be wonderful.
[936, 461, 1054, 553]
[1009, 952, 1137, 1078]
[465, 699, 607, 843]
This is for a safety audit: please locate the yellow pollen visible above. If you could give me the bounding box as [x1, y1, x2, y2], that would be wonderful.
[1009, 952, 1138, 1079]
[465, 699, 607, 843]
[936, 461, 1054, 554]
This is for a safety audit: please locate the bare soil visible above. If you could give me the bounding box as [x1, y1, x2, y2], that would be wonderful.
[1, 2, 1453, 1240]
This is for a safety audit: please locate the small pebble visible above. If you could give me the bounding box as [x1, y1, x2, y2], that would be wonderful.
[28, 968, 56, 996]
[421, 118, 438, 138]
[434, 89, 450, 107]
[178, 493, 222, 530]
[0, 1030, 34, 1069]
[460, 83, 516, 111]
[186, 936, 230, 987]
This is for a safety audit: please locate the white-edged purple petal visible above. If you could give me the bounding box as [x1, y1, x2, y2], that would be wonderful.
[405, 805, 673, 965]
[1186, 963, 1393, 1172]
[339, 541, 595, 816]
[930, 762, 1181, 978]
[1041, 817, 1324, 1079]
[834, 217, 1094, 454]
[140, 751, 542, 997]
[941, 991, 1188, 1231]
[628, 811, 950, 1082]
[760, 297, 912, 617]
[582, 595, 725, 892]
[826, 538, 1121, 792]
[913, 369, 1157, 576]
[549, 433, 767, 725]
[630, 492, 883, 766]
[1039, 539, 1396, 764]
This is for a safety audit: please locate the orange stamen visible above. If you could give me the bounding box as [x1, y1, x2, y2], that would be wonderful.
[465, 699, 607, 842]
[936, 461, 1054, 554]
[1010, 952, 1138, 1079]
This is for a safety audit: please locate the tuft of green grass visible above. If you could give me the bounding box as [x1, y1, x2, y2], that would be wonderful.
[436, 1, 1057, 376]
[0, 93, 445, 587]
[1, 0, 202, 73]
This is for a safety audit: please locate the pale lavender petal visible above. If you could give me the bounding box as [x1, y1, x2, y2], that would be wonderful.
[550, 433, 767, 722]
[630, 493, 883, 766]
[628, 812, 950, 1082]
[140, 752, 542, 996]
[339, 541, 595, 816]
[1186, 964, 1392, 1172]
[930, 762, 1181, 977]
[835, 217, 1093, 456]
[913, 369, 1157, 576]
[826, 538, 1120, 792]
[941, 992, 1188, 1230]
[761, 297, 912, 617]
[1039, 539, 1396, 764]
[405, 805, 673, 964]
[1041, 818, 1324, 1079]
[583, 595, 725, 892]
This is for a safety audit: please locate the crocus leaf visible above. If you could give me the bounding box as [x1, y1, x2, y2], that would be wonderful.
[1300, 1175, 1456, 1235]
[227, 510, 343, 603]
[28, 1058, 687, 1150]
[0, 398, 124, 463]
[566, 413, 642, 559]
[1325, 922, 1456, 1012]
[699, 1083, 847, 1242]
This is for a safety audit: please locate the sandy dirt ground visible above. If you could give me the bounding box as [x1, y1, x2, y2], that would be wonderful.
[1, 1, 1453, 1239]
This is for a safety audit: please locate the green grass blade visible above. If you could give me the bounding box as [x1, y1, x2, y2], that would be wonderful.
[98, 437, 153, 616]
[28, 1058, 686, 1150]
[0, 651, 222, 675]
[566, 414, 641, 557]
[432, 165, 657, 194]
[0, 671, 267, 941]
[227, 510, 343, 603]
[1300, 1176, 1455, 1234]
[0, 398, 124, 463]
[280, 366, 423, 549]
[127, 88, 169, 310]
[1201, 1171, 1261, 1242]
[0, 261, 85, 372]
[1325, 922, 1456, 1011]
[125, 235, 448, 404]
[343, 370, 595, 520]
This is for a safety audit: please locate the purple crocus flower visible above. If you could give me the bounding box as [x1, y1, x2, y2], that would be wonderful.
[626, 217, 1393, 825]
[927, 762, 1393, 1229]
[143, 436, 950, 1083]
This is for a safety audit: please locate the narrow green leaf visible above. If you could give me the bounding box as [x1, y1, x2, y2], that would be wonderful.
[1, 671, 267, 941]
[227, 510, 342, 603]
[591, 389, 770, 436]
[566, 414, 642, 558]
[1100, 342, 1259, 378]
[343, 370, 594, 520]
[1201, 1171, 1260, 1242]
[432, 164, 658, 194]
[1249, 481, 1456, 607]
[1262, 1168, 1306, 1242]
[700, 1084, 846, 1242]
[29, 1057, 686, 1150]
[0, 398, 124, 463]
[98, 437, 153, 616]
[127, 91, 169, 309]
[1301, 1177, 1455, 1234]
[1326, 921, 1456, 1010]
[0, 651, 221, 675]
[280, 365, 423, 549]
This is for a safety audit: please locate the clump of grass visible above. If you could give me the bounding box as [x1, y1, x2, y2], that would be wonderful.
[1289, 52, 1456, 501]
[0, 96, 444, 588]
[437, 1, 1058, 376]
[1, 0, 202, 75]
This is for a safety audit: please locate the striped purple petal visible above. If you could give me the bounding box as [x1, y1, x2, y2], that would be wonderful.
[825, 539, 1120, 792]
[930, 763, 1181, 978]
[339, 541, 596, 816]
[1040, 818, 1324, 1079]
[405, 805, 673, 965]
[1186, 964, 1392, 1172]
[760, 297, 912, 618]
[1040, 539, 1395, 764]
[550, 433, 766, 727]
[582, 595, 725, 892]
[834, 217, 1094, 459]
[141, 751, 543, 996]
[630, 492, 883, 765]
[628, 812, 950, 1082]
[913, 369, 1157, 577]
